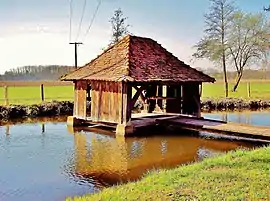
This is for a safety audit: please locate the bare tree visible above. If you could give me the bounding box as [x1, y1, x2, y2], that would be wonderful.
[263, 5, 270, 12]
[109, 8, 130, 45]
[193, 0, 235, 97]
[228, 12, 270, 91]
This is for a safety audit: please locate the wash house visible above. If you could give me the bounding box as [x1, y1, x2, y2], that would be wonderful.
[61, 35, 215, 135]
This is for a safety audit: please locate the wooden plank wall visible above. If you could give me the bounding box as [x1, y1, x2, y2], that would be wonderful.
[74, 81, 87, 119]
[91, 81, 131, 124]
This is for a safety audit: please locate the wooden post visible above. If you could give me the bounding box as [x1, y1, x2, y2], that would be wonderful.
[41, 84, 45, 102]
[154, 85, 162, 112]
[4, 86, 8, 106]
[247, 82, 251, 98]
[199, 83, 202, 97]
[162, 85, 167, 112]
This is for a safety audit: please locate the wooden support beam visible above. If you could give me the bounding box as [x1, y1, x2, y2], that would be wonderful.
[130, 86, 145, 109]
[154, 85, 162, 112]
[199, 83, 202, 97]
[134, 85, 146, 102]
[193, 94, 201, 118]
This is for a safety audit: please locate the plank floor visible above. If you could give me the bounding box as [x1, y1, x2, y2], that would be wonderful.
[160, 116, 270, 140]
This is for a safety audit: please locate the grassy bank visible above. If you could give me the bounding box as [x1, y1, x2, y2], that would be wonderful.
[67, 146, 270, 201]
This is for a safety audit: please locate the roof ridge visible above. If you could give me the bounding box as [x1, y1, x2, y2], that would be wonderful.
[83, 35, 130, 67]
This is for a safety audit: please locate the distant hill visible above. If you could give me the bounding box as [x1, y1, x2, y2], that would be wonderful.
[0, 65, 75, 81]
[196, 67, 270, 80]
[0, 65, 269, 81]
[210, 69, 270, 80]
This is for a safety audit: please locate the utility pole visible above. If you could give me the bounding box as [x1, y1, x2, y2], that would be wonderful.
[69, 42, 83, 69]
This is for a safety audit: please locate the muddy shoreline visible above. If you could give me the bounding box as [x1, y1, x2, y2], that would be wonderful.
[0, 99, 270, 121]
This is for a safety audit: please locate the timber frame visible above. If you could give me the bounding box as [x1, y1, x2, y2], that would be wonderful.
[62, 35, 215, 136]
[67, 80, 202, 136]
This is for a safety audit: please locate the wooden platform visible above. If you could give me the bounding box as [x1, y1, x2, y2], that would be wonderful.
[82, 112, 270, 141]
[158, 115, 270, 141]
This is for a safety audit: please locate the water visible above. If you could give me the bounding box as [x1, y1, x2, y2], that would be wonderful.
[0, 112, 269, 201]
[203, 110, 270, 127]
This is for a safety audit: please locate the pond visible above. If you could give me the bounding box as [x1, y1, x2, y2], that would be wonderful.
[0, 111, 269, 201]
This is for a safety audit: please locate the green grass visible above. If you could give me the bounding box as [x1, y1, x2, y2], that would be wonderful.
[0, 81, 270, 105]
[67, 146, 270, 201]
[203, 81, 270, 99]
[0, 86, 74, 105]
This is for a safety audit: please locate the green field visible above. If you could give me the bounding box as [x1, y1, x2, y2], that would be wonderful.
[67, 146, 270, 201]
[0, 80, 270, 105]
[0, 85, 74, 105]
[202, 81, 270, 99]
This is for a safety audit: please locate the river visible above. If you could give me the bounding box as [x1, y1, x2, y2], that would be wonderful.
[0, 111, 269, 201]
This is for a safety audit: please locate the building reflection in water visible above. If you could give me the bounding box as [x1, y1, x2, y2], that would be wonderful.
[65, 126, 256, 188]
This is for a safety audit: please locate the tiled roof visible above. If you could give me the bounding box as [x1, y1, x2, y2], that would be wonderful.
[61, 35, 215, 83]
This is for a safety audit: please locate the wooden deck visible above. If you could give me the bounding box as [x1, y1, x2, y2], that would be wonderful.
[84, 112, 270, 141]
[158, 115, 270, 140]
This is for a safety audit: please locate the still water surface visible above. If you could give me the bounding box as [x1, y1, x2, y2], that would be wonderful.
[0, 111, 269, 201]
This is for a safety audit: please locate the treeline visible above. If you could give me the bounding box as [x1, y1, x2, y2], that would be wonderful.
[210, 69, 270, 80]
[195, 67, 270, 80]
[0, 65, 75, 81]
[1, 65, 269, 81]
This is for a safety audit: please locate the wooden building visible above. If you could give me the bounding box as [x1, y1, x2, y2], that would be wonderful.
[61, 35, 215, 136]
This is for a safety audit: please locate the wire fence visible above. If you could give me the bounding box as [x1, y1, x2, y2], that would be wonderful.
[1, 81, 269, 106]
[0, 82, 74, 106]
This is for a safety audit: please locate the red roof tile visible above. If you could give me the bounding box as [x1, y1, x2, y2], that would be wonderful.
[61, 35, 215, 83]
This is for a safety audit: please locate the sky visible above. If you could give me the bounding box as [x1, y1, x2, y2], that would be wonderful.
[0, 0, 269, 74]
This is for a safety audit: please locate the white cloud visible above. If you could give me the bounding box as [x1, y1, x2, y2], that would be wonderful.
[0, 21, 214, 75]
[0, 24, 111, 74]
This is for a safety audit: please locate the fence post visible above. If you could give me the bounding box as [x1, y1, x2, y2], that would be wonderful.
[41, 84, 44, 102]
[247, 82, 251, 98]
[4, 86, 8, 106]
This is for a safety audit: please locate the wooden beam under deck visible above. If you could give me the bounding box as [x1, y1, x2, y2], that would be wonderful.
[79, 113, 270, 141]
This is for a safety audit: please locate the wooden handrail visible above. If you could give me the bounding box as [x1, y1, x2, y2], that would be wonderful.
[146, 97, 179, 100]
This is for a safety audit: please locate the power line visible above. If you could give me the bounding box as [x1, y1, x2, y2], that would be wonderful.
[82, 0, 102, 42]
[69, 0, 73, 42]
[76, 0, 87, 41]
